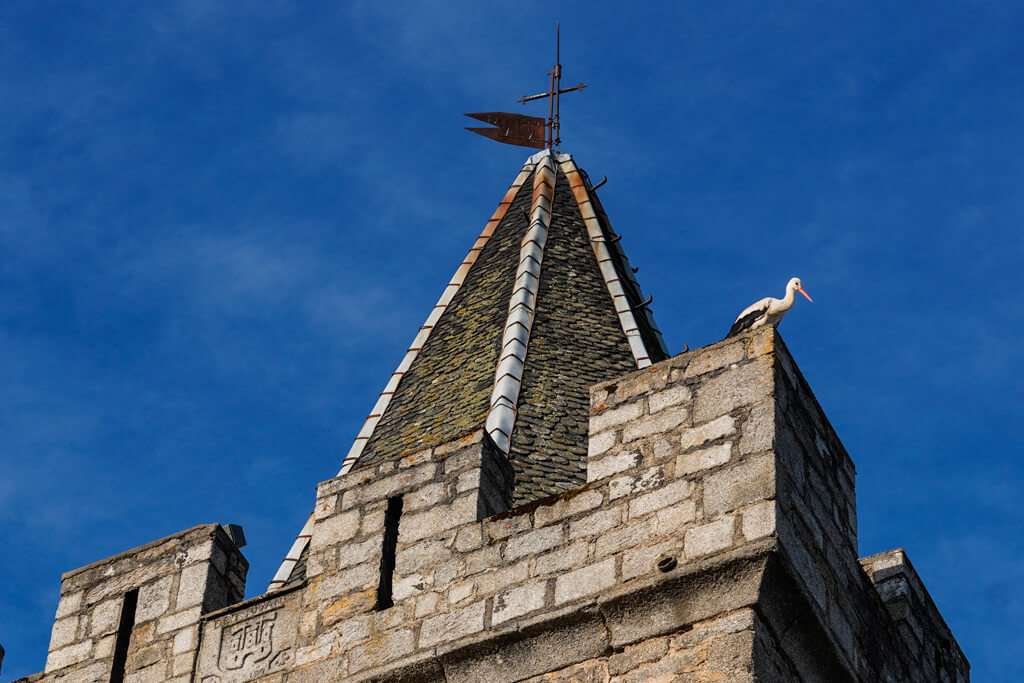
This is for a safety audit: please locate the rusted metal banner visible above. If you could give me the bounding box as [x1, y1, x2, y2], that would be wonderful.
[464, 112, 547, 149]
[464, 24, 585, 149]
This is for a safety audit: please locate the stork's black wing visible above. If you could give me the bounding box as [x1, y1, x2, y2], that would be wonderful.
[726, 307, 765, 339]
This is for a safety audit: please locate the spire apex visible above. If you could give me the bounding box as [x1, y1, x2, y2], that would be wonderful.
[465, 24, 586, 150]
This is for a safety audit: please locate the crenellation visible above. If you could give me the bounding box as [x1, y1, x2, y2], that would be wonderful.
[17, 327, 967, 682]
[22, 524, 246, 682]
[861, 549, 969, 683]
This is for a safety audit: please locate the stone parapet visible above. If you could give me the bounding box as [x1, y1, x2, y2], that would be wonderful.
[585, 327, 968, 682]
[187, 328, 968, 681]
[189, 402, 787, 680]
[190, 328, 819, 681]
[34, 523, 246, 683]
[861, 549, 969, 682]
[15, 327, 968, 682]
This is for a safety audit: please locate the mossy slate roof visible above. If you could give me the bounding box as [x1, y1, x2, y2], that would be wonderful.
[353, 155, 667, 504]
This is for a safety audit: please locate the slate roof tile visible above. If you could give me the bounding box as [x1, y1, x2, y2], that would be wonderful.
[354, 161, 661, 504]
[275, 152, 668, 588]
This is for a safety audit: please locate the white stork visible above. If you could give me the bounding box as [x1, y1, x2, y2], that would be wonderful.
[726, 277, 812, 339]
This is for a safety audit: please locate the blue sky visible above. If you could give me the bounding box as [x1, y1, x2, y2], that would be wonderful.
[1, 1, 1021, 679]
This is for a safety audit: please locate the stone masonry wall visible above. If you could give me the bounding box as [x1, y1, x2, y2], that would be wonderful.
[861, 549, 970, 683]
[770, 334, 967, 682]
[29, 524, 247, 683]
[16, 327, 968, 682]
[197, 327, 808, 681]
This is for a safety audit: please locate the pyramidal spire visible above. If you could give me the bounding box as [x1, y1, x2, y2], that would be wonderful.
[344, 149, 668, 485]
[269, 153, 668, 589]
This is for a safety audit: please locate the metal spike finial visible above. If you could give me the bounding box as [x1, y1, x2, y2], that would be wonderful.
[465, 23, 586, 150]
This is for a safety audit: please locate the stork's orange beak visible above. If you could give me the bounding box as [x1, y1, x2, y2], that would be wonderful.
[798, 287, 813, 302]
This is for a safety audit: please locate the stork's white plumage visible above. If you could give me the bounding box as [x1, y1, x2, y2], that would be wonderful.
[726, 277, 812, 339]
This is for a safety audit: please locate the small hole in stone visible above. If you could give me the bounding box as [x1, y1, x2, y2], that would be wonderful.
[657, 556, 677, 573]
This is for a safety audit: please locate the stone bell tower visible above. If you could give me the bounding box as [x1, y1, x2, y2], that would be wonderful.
[15, 148, 967, 682]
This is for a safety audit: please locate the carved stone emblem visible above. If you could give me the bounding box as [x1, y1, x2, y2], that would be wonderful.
[220, 610, 276, 670]
[197, 592, 301, 682]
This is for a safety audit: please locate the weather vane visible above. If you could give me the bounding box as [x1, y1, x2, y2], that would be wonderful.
[465, 23, 586, 150]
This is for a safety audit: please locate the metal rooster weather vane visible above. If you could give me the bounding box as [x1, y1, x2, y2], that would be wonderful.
[465, 24, 586, 150]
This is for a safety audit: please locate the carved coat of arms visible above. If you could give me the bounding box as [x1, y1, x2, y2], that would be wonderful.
[220, 610, 276, 670]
